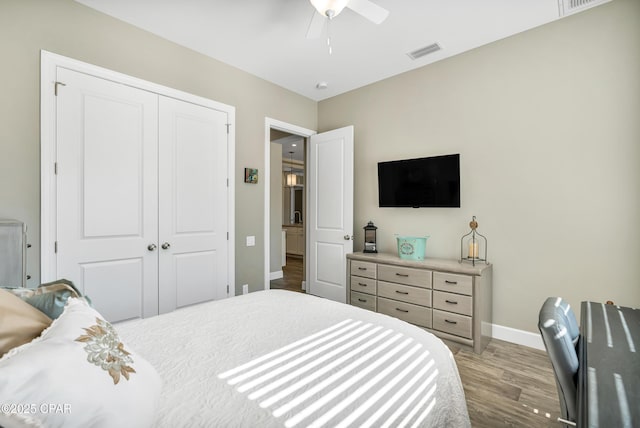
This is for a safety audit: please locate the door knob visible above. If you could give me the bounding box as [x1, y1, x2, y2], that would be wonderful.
[161, 242, 171, 250]
[344, 235, 352, 240]
[147, 244, 157, 251]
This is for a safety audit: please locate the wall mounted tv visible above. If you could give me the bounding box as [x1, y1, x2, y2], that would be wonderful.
[378, 154, 460, 208]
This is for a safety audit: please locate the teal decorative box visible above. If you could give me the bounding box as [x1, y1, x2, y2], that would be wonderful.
[396, 236, 429, 260]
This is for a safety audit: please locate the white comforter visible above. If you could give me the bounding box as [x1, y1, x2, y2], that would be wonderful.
[116, 290, 469, 428]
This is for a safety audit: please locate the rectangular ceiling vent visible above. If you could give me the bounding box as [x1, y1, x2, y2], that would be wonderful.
[558, 0, 611, 17]
[407, 43, 442, 60]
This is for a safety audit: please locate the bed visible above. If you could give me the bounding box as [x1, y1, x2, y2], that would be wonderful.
[0, 289, 469, 428]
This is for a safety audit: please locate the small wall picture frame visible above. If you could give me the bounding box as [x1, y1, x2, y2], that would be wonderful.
[244, 168, 258, 184]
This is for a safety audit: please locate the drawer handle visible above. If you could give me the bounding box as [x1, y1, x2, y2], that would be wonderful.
[358, 298, 367, 303]
[445, 319, 458, 324]
[358, 283, 368, 287]
[395, 308, 409, 313]
[445, 280, 458, 285]
[395, 273, 409, 277]
[358, 267, 367, 271]
[395, 291, 409, 295]
[445, 299, 458, 304]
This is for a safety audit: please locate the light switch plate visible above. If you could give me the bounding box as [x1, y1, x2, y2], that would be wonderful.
[246, 236, 255, 246]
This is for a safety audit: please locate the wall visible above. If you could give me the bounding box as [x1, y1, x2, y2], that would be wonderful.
[269, 143, 283, 274]
[318, 0, 640, 332]
[2, 0, 638, 330]
[0, 0, 317, 294]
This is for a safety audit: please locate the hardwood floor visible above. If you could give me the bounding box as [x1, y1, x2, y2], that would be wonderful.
[447, 338, 562, 427]
[270, 255, 304, 293]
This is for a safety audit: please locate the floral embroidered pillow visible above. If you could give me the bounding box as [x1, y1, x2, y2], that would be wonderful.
[0, 298, 161, 428]
[76, 317, 136, 384]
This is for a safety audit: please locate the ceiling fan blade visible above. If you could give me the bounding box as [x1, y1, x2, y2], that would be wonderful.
[347, 0, 389, 24]
[306, 11, 325, 39]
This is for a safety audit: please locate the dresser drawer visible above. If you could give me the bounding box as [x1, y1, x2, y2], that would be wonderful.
[377, 297, 432, 328]
[378, 264, 432, 289]
[433, 310, 472, 339]
[350, 260, 377, 279]
[350, 275, 376, 295]
[433, 272, 472, 296]
[433, 291, 472, 316]
[378, 281, 431, 307]
[351, 291, 376, 311]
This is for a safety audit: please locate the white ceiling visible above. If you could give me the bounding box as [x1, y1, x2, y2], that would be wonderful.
[74, 0, 573, 101]
[275, 134, 306, 164]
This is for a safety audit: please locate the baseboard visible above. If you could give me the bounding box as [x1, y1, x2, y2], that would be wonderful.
[492, 323, 545, 351]
[269, 271, 283, 280]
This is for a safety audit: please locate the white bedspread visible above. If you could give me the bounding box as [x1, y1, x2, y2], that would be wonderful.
[116, 290, 469, 428]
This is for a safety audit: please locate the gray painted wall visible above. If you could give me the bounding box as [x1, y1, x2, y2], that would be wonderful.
[270, 143, 283, 273]
[0, 0, 317, 294]
[318, 0, 640, 332]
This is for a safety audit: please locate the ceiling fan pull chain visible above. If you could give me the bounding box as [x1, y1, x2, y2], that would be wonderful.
[327, 16, 333, 55]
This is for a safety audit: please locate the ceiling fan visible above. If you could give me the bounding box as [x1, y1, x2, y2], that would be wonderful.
[306, 0, 389, 39]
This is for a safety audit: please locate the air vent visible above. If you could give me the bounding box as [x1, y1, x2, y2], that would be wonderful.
[407, 43, 442, 60]
[558, 0, 611, 17]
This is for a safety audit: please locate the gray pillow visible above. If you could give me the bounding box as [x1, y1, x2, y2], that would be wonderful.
[1, 279, 91, 320]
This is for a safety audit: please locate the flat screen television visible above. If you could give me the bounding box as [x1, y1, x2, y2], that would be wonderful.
[378, 154, 460, 208]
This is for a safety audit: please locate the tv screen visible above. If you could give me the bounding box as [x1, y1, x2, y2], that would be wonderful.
[378, 154, 460, 208]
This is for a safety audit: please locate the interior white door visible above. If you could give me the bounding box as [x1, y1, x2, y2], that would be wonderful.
[158, 97, 229, 313]
[307, 126, 354, 303]
[56, 68, 159, 322]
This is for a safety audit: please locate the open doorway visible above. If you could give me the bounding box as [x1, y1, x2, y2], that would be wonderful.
[263, 118, 315, 293]
[265, 120, 354, 302]
[271, 131, 305, 293]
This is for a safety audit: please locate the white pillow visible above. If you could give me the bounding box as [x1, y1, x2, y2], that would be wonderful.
[0, 299, 161, 428]
[0, 412, 44, 428]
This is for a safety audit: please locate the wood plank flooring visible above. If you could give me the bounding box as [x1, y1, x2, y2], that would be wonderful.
[270, 255, 304, 293]
[447, 338, 562, 427]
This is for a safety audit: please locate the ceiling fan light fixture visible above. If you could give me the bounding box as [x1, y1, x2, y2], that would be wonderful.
[309, 0, 349, 18]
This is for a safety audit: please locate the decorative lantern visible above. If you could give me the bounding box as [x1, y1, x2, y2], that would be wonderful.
[460, 216, 487, 266]
[285, 151, 297, 186]
[286, 173, 297, 187]
[363, 221, 378, 253]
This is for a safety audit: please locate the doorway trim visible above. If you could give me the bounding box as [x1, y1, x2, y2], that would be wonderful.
[264, 118, 315, 290]
[40, 50, 236, 296]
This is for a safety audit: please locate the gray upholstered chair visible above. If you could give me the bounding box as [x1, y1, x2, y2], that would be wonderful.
[538, 297, 580, 426]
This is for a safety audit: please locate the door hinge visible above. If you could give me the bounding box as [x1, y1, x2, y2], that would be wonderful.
[54, 241, 58, 253]
[225, 123, 231, 134]
[227, 232, 229, 240]
[226, 284, 229, 294]
[54, 81, 66, 96]
[226, 178, 229, 187]
[54, 162, 58, 175]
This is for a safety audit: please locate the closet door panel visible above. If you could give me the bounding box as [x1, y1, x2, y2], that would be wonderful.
[174, 118, 217, 233]
[56, 68, 159, 322]
[82, 258, 143, 322]
[158, 97, 229, 313]
[175, 251, 217, 308]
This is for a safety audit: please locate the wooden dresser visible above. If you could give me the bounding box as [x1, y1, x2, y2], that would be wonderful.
[346, 252, 493, 353]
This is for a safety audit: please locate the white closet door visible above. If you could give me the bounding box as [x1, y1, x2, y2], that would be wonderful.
[158, 97, 229, 313]
[56, 68, 159, 322]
